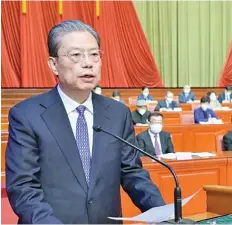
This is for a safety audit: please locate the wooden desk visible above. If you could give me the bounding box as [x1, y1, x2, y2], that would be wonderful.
[1, 153, 232, 223]
[214, 110, 232, 123]
[135, 124, 232, 152]
[121, 152, 232, 217]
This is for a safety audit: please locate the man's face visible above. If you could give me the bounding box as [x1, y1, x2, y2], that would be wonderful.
[49, 31, 101, 92]
[165, 92, 174, 102]
[149, 116, 163, 125]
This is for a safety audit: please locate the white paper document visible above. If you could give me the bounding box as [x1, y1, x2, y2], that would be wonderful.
[108, 190, 200, 223]
[192, 152, 216, 157]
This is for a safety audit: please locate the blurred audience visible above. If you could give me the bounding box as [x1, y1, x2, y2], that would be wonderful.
[131, 100, 150, 125]
[218, 85, 232, 103]
[155, 91, 179, 111]
[194, 96, 218, 124]
[207, 91, 221, 109]
[94, 85, 102, 95]
[178, 85, 196, 103]
[112, 91, 125, 104]
[223, 130, 232, 150]
[136, 112, 174, 156]
[137, 87, 154, 101]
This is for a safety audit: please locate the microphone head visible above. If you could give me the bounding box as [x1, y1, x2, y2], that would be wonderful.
[93, 125, 102, 132]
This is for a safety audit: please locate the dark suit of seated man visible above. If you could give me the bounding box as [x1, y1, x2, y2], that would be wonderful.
[223, 130, 232, 150]
[194, 96, 218, 124]
[137, 112, 174, 156]
[217, 85, 232, 103]
[178, 85, 196, 103]
[6, 20, 165, 224]
[155, 91, 179, 111]
[131, 99, 150, 125]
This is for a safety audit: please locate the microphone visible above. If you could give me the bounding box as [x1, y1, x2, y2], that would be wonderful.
[93, 125, 195, 224]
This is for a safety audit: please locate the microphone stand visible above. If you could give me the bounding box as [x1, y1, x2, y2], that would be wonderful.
[93, 126, 195, 224]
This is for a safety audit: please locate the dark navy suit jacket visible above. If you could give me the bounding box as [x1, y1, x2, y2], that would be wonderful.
[194, 107, 218, 124]
[6, 87, 165, 224]
[218, 92, 232, 103]
[178, 92, 196, 103]
[154, 100, 179, 111]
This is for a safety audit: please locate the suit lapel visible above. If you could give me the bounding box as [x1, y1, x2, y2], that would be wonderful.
[40, 87, 88, 194]
[145, 130, 155, 155]
[159, 132, 166, 154]
[88, 93, 110, 196]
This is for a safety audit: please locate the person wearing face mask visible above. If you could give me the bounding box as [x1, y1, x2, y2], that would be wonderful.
[112, 91, 125, 104]
[178, 85, 196, 103]
[136, 112, 174, 156]
[131, 100, 150, 125]
[218, 85, 232, 103]
[206, 91, 221, 109]
[155, 91, 179, 111]
[194, 96, 218, 124]
[94, 85, 102, 95]
[137, 87, 155, 101]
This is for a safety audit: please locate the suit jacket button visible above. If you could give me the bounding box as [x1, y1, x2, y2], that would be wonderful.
[88, 199, 93, 204]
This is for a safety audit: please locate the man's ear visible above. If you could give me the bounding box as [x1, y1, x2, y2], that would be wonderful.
[48, 57, 58, 76]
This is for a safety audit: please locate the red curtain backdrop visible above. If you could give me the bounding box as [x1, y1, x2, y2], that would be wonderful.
[94, 1, 163, 87]
[1, 1, 163, 88]
[218, 42, 232, 87]
[2, 1, 21, 87]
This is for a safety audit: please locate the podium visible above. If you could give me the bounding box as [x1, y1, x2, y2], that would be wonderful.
[187, 185, 232, 221]
[203, 185, 232, 215]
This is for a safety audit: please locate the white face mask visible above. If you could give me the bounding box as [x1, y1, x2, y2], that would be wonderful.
[113, 97, 120, 101]
[143, 92, 149, 97]
[150, 124, 163, 134]
[184, 89, 190, 94]
[95, 89, 102, 95]
[166, 98, 173, 104]
[201, 104, 208, 111]
[210, 94, 217, 101]
[138, 109, 146, 115]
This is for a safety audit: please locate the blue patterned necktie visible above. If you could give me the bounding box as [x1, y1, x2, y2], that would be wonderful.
[76, 105, 91, 185]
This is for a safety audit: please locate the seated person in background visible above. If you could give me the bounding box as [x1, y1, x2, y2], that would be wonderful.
[137, 86, 154, 101]
[194, 96, 218, 124]
[155, 91, 179, 111]
[137, 112, 174, 156]
[223, 130, 232, 150]
[178, 85, 196, 103]
[93, 85, 102, 95]
[218, 85, 232, 103]
[207, 91, 221, 109]
[131, 100, 150, 125]
[112, 91, 125, 104]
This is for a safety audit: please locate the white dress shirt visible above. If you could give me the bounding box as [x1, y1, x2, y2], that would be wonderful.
[57, 85, 93, 156]
[148, 129, 163, 155]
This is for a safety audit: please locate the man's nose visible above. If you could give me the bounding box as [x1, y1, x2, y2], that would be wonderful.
[81, 53, 93, 68]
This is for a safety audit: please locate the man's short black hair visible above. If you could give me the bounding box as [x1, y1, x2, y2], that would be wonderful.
[148, 112, 163, 122]
[142, 86, 148, 91]
[200, 96, 210, 103]
[206, 91, 216, 97]
[94, 85, 101, 90]
[112, 91, 120, 97]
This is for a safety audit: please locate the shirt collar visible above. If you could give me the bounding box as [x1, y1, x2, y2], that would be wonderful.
[57, 84, 93, 115]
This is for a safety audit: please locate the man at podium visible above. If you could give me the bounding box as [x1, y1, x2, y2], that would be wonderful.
[6, 20, 165, 224]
